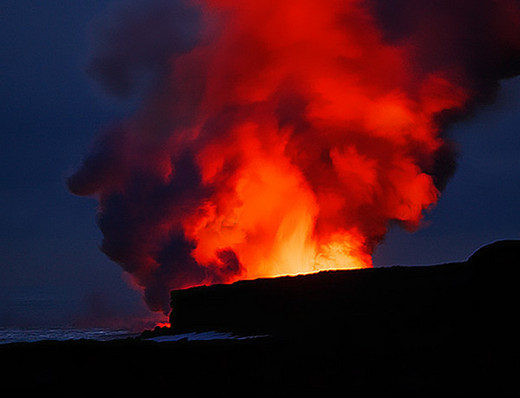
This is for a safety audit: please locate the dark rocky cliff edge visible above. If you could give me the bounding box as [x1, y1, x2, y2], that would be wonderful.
[2, 240, 519, 395]
[168, 240, 520, 337]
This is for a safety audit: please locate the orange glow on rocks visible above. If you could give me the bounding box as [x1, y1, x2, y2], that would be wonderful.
[69, 0, 520, 312]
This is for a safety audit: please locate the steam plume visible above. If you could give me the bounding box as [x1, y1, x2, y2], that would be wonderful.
[69, 0, 520, 312]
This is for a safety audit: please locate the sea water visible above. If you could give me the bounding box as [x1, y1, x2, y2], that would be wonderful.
[0, 327, 269, 344]
[0, 327, 139, 344]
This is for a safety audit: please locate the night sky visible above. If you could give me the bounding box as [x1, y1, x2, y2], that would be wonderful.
[1, 1, 519, 328]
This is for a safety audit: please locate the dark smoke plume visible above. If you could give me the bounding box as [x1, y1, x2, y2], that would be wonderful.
[69, 0, 520, 313]
[85, 0, 201, 98]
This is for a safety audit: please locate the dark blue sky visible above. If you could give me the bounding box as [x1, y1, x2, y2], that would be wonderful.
[0, 1, 151, 327]
[1, 1, 519, 328]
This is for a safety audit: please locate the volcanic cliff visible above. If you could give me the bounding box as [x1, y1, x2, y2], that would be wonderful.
[168, 240, 520, 339]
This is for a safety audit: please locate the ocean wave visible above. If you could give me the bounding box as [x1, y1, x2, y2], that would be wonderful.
[0, 327, 139, 344]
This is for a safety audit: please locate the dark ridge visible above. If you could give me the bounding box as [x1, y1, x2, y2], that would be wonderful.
[168, 240, 520, 338]
[169, 263, 469, 337]
[468, 239, 520, 266]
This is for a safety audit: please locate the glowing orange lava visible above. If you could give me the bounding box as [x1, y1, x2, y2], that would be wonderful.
[171, 0, 462, 281]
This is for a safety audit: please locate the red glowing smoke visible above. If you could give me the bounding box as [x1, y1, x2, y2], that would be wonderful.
[69, 0, 520, 312]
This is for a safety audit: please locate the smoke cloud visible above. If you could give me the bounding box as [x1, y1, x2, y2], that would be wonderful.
[85, 0, 201, 98]
[69, 0, 520, 313]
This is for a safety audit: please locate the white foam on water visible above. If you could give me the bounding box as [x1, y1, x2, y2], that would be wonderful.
[147, 331, 270, 342]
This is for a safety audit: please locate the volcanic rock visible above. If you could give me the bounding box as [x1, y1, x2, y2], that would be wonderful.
[168, 240, 520, 339]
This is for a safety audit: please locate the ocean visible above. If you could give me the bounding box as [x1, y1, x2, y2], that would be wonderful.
[0, 327, 140, 344]
[0, 327, 269, 344]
